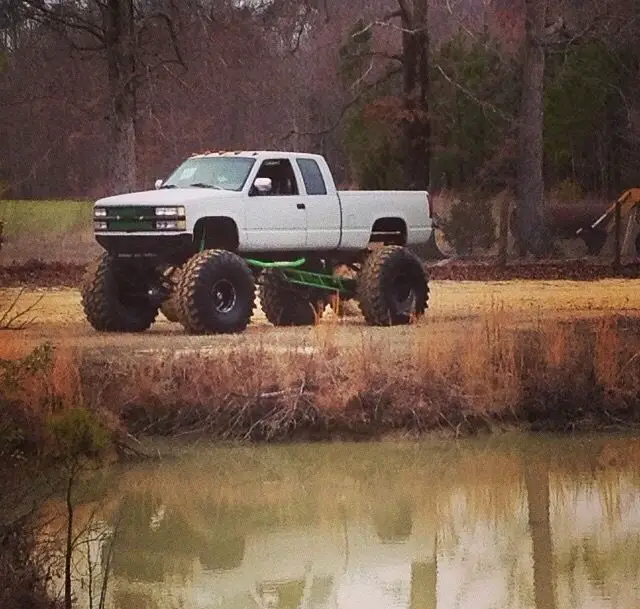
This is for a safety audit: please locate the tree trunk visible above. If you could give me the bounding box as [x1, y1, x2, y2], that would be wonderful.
[105, 0, 137, 194]
[401, 0, 431, 190]
[516, 0, 548, 256]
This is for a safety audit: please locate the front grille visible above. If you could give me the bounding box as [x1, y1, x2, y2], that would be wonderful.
[108, 219, 156, 231]
[98, 206, 186, 232]
[110, 206, 152, 219]
[105, 207, 156, 232]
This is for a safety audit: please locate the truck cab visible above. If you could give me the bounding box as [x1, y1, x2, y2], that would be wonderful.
[92, 150, 432, 265]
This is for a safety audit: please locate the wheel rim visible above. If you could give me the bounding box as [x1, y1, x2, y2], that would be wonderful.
[390, 272, 417, 314]
[116, 273, 151, 309]
[212, 279, 237, 313]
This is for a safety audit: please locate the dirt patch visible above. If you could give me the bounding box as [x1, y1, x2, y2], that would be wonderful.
[2, 258, 640, 289]
[0, 261, 86, 288]
[428, 259, 640, 281]
[2, 278, 640, 360]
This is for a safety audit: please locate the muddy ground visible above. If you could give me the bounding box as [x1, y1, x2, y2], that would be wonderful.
[2, 258, 640, 288]
[2, 275, 640, 360]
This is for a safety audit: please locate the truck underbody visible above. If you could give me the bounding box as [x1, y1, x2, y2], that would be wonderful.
[81, 242, 430, 334]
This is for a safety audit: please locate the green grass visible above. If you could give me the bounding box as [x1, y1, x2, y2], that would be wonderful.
[0, 200, 99, 264]
[0, 200, 93, 238]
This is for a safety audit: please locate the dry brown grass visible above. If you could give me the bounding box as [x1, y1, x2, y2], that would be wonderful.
[2, 308, 640, 450]
[71, 311, 640, 440]
[0, 334, 85, 456]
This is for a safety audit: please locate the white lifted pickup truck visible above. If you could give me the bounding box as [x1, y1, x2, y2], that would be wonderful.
[82, 150, 434, 334]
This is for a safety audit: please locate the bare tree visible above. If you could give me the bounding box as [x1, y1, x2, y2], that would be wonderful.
[515, 0, 549, 256]
[398, 0, 431, 189]
[20, 0, 183, 194]
[330, 0, 432, 188]
[515, 0, 610, 256]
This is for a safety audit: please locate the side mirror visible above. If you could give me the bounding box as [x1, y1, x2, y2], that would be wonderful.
[154, 179, 163, 190]
[253, 177, 272, 194]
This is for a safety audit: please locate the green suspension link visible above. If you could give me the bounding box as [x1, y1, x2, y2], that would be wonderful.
[246, 258, 357, 298]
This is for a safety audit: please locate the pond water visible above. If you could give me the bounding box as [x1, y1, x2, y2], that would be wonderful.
[45, 434, 640, 609]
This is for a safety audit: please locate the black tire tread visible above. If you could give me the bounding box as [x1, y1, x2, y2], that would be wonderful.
[81, 253, 158, 332]
[357, 245, 429, 326]
[160, 267, 181, 322]
[160, 298, 180, 323]
[176, 249, 255, 334]
[259, 269, 324, 326]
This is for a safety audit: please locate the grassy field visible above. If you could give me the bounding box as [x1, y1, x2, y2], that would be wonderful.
[0, 199, 99, 264]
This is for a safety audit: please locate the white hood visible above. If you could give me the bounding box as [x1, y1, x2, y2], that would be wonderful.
[96, 188, 241, 207]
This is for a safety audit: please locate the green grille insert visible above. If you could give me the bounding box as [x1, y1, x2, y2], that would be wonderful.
[110, 206, 152, 219]
[104, 206, 156, 231]
[108, 219, 155, 231]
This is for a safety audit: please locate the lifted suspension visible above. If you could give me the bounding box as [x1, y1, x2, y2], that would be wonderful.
[246, 258, 357, 299]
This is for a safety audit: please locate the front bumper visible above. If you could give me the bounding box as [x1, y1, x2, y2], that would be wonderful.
[96, 232, 194, 264]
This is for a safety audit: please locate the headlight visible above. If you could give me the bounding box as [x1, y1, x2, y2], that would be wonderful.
[94, 221, 108, 231]
[94, 208, 107, 217]
[156, 219, 187, 230]
[155, 206, 185, 217]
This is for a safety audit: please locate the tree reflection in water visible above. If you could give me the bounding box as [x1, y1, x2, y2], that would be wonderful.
[43, 437, 640, 609]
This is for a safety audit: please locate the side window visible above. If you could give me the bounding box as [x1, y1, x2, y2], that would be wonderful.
[296, 158, 327, 195]
[252, 159, 299, 196]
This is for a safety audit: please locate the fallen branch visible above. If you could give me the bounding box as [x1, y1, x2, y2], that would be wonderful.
[0, 288, 43, 330]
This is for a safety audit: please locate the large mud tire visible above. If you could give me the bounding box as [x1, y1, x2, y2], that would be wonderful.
[160, 267, 181, 322]
[357, 246, 429, 326]
[81, 253, 158, 332]
[259, 269, 324, 326]
[176, 250, 255, 334]
[160, 298, 180, 323]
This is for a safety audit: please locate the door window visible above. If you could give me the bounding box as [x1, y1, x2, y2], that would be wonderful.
[251, 159, 299, 196]
[296, 158, 327, 195]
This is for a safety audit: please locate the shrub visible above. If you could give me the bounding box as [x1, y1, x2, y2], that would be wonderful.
[440, 196, 497, 256]
[551, 178, 584, 204]
[46, 407, 109, 462]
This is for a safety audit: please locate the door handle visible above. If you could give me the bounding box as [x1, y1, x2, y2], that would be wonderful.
[297, 203, 306, 210]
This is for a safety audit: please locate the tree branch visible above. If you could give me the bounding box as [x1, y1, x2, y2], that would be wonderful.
[350, 58, 375, 91]
[351, 50, 404, 63]
[280, 66, 402, 141]
[23, 1, 105, 41]
[0, 288, 43, 330]
[138, 10, 185, 69]
[395, 0, 411, 24]
[350, 9, 402, 39]
[434, 63, 515, 124]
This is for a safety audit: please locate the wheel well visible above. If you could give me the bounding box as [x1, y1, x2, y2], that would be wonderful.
[193, 217, 239, 252]
[369, 217, 407, 245]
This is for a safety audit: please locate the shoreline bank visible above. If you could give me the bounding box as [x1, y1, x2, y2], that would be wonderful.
[3, 314, 639, 462]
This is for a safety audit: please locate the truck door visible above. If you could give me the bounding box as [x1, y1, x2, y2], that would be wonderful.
[296, 157, 341, 250]
[244, 158, 307, 250]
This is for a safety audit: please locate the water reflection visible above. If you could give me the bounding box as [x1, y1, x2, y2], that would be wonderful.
[525, 459, 556, 609]
[44, 436, 640, 609]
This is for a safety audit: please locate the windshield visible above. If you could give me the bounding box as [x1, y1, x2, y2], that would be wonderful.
[162, 157, 256, 191]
